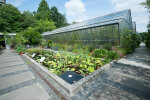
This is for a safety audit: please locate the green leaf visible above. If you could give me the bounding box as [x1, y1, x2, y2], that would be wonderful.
[87, 67, 95, 73]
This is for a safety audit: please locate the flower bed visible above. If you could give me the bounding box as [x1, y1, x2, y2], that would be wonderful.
[26, 48, 111, 76]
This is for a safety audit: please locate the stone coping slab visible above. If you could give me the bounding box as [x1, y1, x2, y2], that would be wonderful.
[22, 54, 115, 97]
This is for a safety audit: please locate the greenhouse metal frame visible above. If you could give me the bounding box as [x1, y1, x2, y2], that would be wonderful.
[43, 9, 134, 47]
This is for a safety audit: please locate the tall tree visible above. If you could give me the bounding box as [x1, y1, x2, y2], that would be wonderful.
[35, 19, 56, 34]
[21, 11, 36, 30]
[36, 0, 51, 20]
[141, 0, 150, 48]
[141, 0, 150, 10]
[0, 4, 23, 32]
[51, 6, 68, 28]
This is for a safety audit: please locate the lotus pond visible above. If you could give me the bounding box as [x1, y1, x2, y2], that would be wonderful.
[26, 48, 113, 76]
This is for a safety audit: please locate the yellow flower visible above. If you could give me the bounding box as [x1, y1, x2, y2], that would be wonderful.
[96, 60, 101, 63]
[68, 61, 72, 64]
[71, 68, 75, 71]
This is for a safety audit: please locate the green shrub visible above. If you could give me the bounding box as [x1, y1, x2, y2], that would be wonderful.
[15, 45, 26, 53]
[47, 40, 52, 48]
[108, 51, 119, 60]
[121, 30, 140, 53]
[94, 49, 108, 58]
[40, 39, 47, 47]
[145, 32, 150, 48]
[0, 45, 3, 50]
[94, 49, 119, 60]
[16, 27, 42, 46]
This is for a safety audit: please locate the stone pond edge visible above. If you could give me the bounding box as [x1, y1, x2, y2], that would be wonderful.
[22, 54, 116, 97]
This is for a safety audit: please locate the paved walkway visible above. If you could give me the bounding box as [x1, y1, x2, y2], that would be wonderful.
[0, 43, 150, 100]
[72, 43, 150, 100]
[0, 50, 60, 100]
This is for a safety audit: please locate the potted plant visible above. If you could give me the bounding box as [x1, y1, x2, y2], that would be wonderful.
[15, 45, 26, 55]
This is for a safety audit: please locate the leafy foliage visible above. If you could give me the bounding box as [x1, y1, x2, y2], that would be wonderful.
[94, 49, 119, 60]
[0, 4, 23, 32]
[145, 31, 150, 48]
[21, 27, 42, 45]
[36, 0, 51, 20]
[141, 0, 150, 48]
[15, 45, 26, 53]
[51, 6, 68, 28]
[0, 1, 68, 34]
[139, 32, 147, 42]
[26, 48, 110, 76]
[47, 40, 52, 48]
[40, 39, 47, 47]
[35, 19, 56, 34]
[21, 11, 36, 30]
[141, 0, 150, 10]
[121, 30, 141, 53]
[15, 27, 42, 46]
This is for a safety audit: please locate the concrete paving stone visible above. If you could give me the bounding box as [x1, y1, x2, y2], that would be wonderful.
[0, 56, 19, 60]
[114, 72, 150, 87]
[0, 65, 28, 75]
[118, 59, 150, 69]
[89, 84, 143, 100]
[107, 72, 150, 92]
[0, 61, 24, 68]
[0, 83, 50, 100]
[0, 71, 35, 89]
[0, 58, 22, 63]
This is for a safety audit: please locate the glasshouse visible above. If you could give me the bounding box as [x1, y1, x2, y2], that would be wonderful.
[43, 9, 134, 47]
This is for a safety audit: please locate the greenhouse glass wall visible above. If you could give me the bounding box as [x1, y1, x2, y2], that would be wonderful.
[43, 9, 134, 47]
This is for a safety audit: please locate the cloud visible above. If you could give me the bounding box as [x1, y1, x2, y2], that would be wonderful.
[111, 0, 149, 32]
[8, 0, 25, 7]
[65, 0, 85, 16]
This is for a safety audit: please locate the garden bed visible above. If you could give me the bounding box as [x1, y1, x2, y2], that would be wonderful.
[22, 48, 116, 96]
[26, 48, 113, 77]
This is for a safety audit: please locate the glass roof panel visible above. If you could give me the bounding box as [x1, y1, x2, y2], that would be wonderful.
[43, 9, 130, 35]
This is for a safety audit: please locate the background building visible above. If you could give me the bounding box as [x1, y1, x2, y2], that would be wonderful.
[43, 9, 134, 47]
[0, 0, 6, 6]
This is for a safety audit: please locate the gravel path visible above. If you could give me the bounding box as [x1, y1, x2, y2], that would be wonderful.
[72, 43, 150, 100]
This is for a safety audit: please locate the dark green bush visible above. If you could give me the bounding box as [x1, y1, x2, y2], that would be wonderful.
[40, 39, 47, 47]
[94, 49, 108, 58]
[15, 45, 26, 53]
[108, 51, 119, 60]
[0, 45, 3, 50]
[145, 32, 150, 48]
[94, 49, 119, 60]
[47, 40, 52, 48]
[121, 30, 141, 53]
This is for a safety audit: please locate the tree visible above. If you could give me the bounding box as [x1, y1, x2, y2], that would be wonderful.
[141, 0, 150, 10]
[36, 0, 51, 20]
[121, 30, 140, 53]
[139, 32, 148, 42]
[21, 11, 36, 30]
[141, 0, 150, 48]
[17, 27, 42, 45]
[51, 6, 68, 28]
[35, 19, 56, 34]
[0, 4, 23, 32]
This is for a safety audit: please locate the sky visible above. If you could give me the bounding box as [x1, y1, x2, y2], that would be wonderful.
[7, 0, 149, 32]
